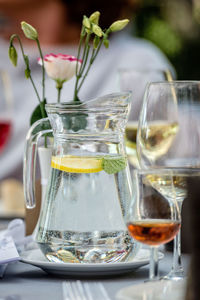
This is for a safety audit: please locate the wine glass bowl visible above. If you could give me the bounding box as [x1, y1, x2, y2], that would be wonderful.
[119, 68, 175, 169]
[137, 81, 200, 168]
[126, 169, 181, 281]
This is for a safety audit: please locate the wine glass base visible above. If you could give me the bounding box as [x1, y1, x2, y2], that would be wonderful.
[144, 277, 160, 283]
[161, 270, 185, 281]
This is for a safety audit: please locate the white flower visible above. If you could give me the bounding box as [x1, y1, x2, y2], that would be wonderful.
[38, 53, 82, 82]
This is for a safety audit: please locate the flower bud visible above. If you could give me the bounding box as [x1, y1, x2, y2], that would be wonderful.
[103, 39, 109, 49]
[89, 11, 100, 24]
[8, 45, 18, 66]
[21, 21, 38, 40]
[109, 19, 129, 32]
[83, 16, 91, 29]
[25, 68, 31, 79]
[92, 24, 103, 37]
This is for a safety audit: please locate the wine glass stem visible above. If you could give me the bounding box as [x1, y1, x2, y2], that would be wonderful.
[171, 201, 184, 275]
[171, 230, 183, 273]
[149, 246, 159, 280]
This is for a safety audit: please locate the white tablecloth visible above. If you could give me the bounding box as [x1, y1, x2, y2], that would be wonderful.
[0, 252, 190, 300]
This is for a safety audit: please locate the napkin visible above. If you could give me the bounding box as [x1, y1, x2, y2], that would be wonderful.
[0, 219, 33, 278]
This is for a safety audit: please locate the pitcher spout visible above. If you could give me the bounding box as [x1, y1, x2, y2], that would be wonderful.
[83, 92, 132, 110]
[46, 92, 132, 112]
[45, 92, 132, 136]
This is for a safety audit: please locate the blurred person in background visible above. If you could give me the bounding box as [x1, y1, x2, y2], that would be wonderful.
[0, 0, 174, 181]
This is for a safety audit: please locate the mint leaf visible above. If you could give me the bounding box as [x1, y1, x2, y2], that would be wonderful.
[102, 156, 127, 174]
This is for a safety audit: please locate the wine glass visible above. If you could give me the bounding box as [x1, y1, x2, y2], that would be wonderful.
[119, 68, 174, 169]
[0, 70, 12, 153]
[126, 169, 181, 281]
[137, 81, 200, 280]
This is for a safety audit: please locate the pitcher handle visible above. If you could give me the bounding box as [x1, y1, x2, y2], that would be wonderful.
[23, 117, 53, 209]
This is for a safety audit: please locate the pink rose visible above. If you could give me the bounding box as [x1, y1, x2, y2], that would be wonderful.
[38, 53, 82, 82]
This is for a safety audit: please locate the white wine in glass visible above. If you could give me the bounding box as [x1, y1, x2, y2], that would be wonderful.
[119, 68, 175, 168]
[145, 171, 187, 203]
[125, 120, 178, 168]
[138, 121, 179, 162]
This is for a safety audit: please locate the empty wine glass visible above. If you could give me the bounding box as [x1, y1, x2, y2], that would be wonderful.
[0, 70, 12, 153]
[137, 81, 200, 280]
[126, 169, 181, 281]
[119, 68, 174, 169]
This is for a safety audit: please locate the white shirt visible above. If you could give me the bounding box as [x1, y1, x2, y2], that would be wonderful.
[0, 32, 174, 180]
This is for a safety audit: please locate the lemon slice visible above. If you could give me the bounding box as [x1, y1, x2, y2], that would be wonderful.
[51, 156, 103, 173]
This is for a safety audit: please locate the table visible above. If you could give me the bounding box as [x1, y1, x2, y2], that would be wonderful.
[0, 252, 190, 300]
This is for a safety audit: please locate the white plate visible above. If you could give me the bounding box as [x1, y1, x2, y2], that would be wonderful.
[116, 279, 186, 300]
[20, 248, 164, 277]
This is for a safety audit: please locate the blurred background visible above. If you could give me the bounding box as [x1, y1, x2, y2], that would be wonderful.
[0, 0, 199, 78]
[0, 0, 199, 232]
[132, 0, 200, 79]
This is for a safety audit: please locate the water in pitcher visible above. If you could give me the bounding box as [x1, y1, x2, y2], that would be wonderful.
[37, 153, 134, 263]
[24, 92, 137, 264]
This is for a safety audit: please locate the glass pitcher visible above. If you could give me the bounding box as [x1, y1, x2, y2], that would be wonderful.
[24, 92, 139, 263]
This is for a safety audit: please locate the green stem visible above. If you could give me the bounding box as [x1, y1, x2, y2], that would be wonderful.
[35, 38, 47, 148]
[77, 39, 103, 94]
[44, 135, 47, 148]
[29, 76, 42, 107]
[10, 34, 26, 56]
[10, 35, 47, 147]
[90, 37, 104, 63]
[36, 38, 45, 101]
[10, 34, 43, 107]
[73, 76, 81, 102]
[56, 80, 63, 103]
[79, 44, 90, 76]
[79, 33, 91, 74]
[77, 52, 94, 94]
[57, 87, 61, 103]
[73, 33, 91, 101]
[76, 31, 84, 75]
[39, 102, 46, 119]
[73, 29, 85, 101]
